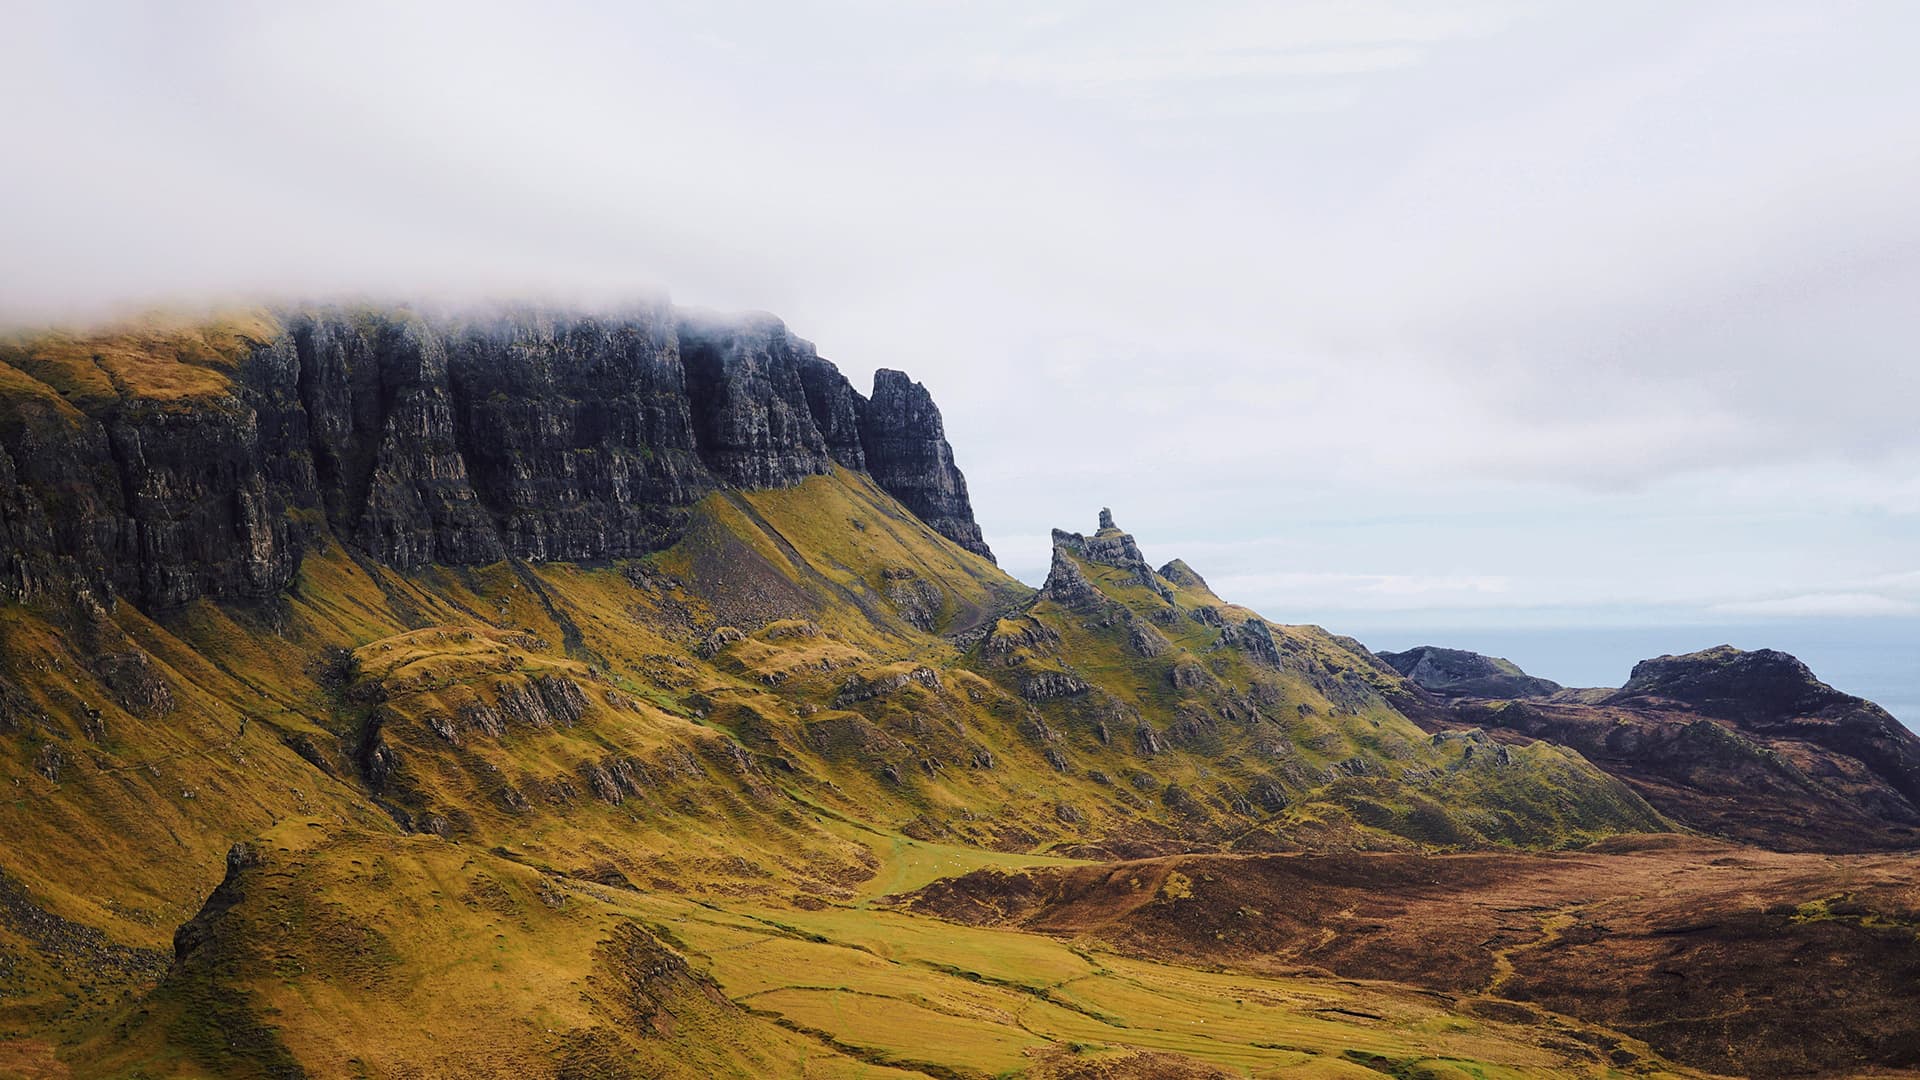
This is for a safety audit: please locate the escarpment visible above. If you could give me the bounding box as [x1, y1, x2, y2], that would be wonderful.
[0, 305, 993, 609]
[859, 369, 993, 561]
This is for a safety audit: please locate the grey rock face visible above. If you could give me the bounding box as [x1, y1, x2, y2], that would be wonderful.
[1217, 618, 1283, 668]
[1048, 512, 1175, 603]
[861, 370, 994, 562]
[444, 308, 709, 563]
[795, 355, 869, 472]
[1157, 559, 1212, 594]
[1127, 619, 1171, 658]
[676, 312, 837, 489]
[0, 304, 994, 608]
[1169, 660, 1213, 692]
[294, 311, 505, 568]
[0, 396, 117, 605]
[1038, 546, 1105, 609]
[1377, 645, 1563, 700]
[0, 347, 299, 609]
[1020, 670, 1092, 701]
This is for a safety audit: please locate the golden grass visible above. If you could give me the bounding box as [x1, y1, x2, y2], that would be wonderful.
[614, 883, 1686, 1079]
[0, 449, 1691, 1076]
[74, 822, 919, 1080]
[0, 310, 278, 411]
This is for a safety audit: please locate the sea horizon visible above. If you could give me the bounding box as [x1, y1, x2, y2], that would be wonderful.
[1349, 617, 1920, 733]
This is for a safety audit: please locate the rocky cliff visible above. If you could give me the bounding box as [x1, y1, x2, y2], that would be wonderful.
[0, 305, 993, 610]
[11, 310, 1920, 1080]
[858, 369, 993, 560]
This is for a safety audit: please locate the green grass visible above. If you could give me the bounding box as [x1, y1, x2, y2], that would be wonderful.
[613, 880, 1676, 1079]
[0, 353, 1689, 1078]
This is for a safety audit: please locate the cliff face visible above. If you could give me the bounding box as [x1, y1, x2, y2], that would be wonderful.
[0, 305, 994, 609]
[859, 369, 993, 561]
[0, 325, 301, 609]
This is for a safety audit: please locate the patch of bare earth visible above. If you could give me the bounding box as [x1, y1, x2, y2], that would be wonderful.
[901, 834, 1920, 1078]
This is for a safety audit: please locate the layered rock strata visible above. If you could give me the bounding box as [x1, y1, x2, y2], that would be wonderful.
[0, 305, 994, 609]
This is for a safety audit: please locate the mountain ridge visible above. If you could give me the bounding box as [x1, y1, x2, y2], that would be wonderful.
[0, 304, 993, 615]
[1389, 643, 1920, 850]
[3, 304, 1919, 1078]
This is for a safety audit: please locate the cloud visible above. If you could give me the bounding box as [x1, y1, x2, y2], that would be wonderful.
[2, 0, 1916, 632]
[1712, 593, 1920, 619]
[1702, 570, 1920, 620]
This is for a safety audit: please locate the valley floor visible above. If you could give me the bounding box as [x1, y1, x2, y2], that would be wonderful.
[18, 817, 1918, 1080]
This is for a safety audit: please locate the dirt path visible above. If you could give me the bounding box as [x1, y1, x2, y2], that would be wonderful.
[1481, 907, 1580, 999]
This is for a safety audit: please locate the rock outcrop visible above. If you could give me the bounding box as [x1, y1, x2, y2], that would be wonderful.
[1618, 645, 1859, 723]
[1377, 646, 1563, 700]
[1046, 511, 1175, 603]
[860, 369, 993, 562]
[0, 305, 994, 609]
[1157, 558, 1215, 597]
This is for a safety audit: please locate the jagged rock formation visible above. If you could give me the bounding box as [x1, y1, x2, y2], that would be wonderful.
[1377, 645, 1563, 699]
[1045, 510, 1175, 603]
[859, 369, 993, 562]
[0, 306, 993, 609]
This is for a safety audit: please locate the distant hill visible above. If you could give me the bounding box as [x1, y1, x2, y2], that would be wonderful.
[1378, 644, 1565, 699]
[1385, 642, 1920, 851]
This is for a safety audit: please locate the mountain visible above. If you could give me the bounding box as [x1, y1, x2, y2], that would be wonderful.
[0, 304, 993, 616]
[1388, 643, 1920, 851]
[2, 306, 1917, 1079]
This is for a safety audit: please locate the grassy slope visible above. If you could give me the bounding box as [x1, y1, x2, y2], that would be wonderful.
[0, 463, 1689, 1076]
[74, 820, 918, 1080]
[0, 331, 1696, 1078]
[0, 312, 275, 412]
[963, 539, 1666, 855]
[76, 820, 1699, 1080]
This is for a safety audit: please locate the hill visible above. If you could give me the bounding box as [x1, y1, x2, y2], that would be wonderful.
[1388, 644, 1920, 850]
[1, 305, 1916, 1078]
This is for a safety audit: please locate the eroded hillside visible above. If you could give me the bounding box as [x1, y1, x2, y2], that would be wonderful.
[2, 308, 1916, 1079]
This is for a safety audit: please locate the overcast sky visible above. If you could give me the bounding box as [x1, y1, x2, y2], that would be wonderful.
[5, 1, 1919, 643]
